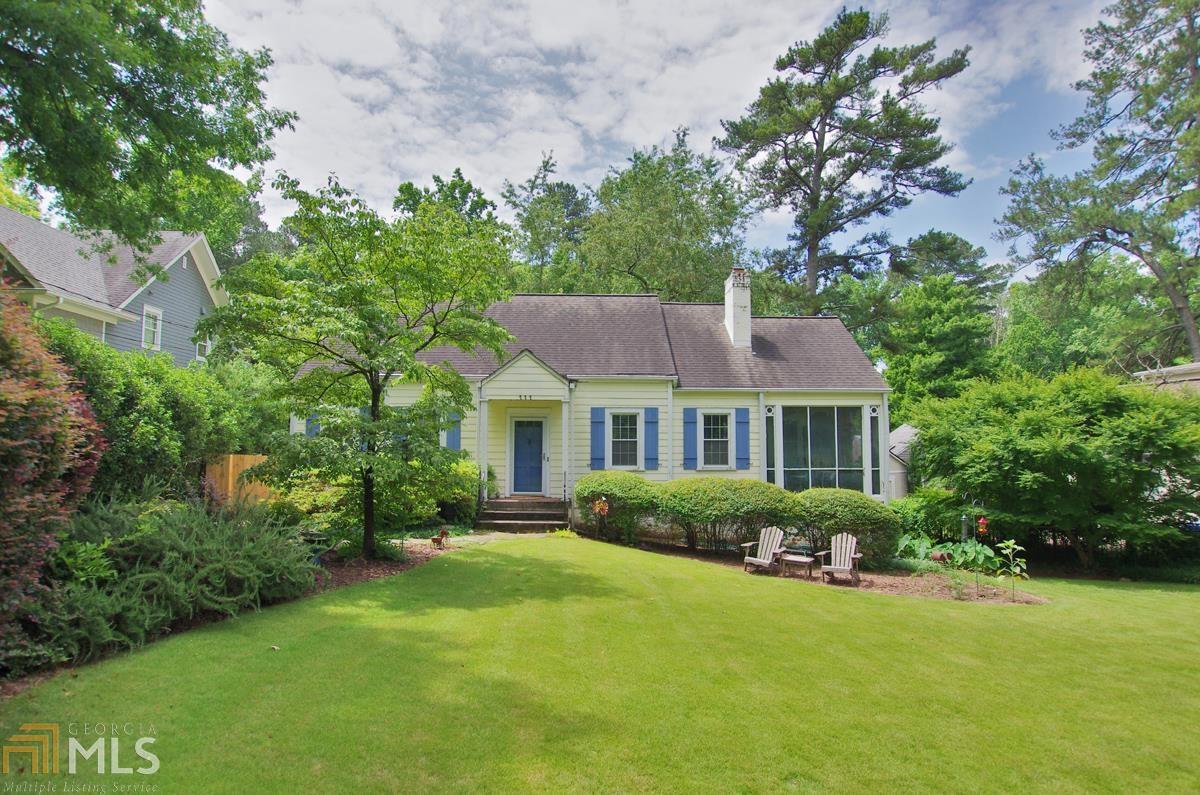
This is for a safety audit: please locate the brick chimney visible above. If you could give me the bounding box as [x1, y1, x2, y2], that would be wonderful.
[724, 266, 751, 348]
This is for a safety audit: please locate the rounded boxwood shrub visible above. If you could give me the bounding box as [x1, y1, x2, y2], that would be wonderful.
[794, 488, 901, 566]
[658, 477, 802, 550]
[574, 471, 660, 543]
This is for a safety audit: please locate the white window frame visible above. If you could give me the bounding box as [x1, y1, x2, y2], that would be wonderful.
[141, 305, 162, 351]
[698, 409, 735, 470]
[767, 403, 880, 498]
[195, 336, 211, 361]
[605, 408, 644, 470]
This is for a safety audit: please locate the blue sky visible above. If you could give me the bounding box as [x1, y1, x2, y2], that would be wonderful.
[209, 0, 1107, 265]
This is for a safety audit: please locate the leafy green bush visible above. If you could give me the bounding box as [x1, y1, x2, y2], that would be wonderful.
[436, 458, 481, 526]
[574, 471, 661, 543]
[658, 477, 802, 551]
[912, 368, 1200, 567]
[891, 487, 963, 542]
[794, 488, 901, 566]
[26, 497, 318, 669]
[40, 319, 251, 496]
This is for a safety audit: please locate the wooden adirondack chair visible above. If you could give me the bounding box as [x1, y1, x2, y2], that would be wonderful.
[816, 532, 862, 584]
[740, 527, 785, 573]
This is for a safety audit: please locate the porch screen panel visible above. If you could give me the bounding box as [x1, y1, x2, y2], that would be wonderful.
[778, 406, 871, 493]
[836, 407, 863, 491]
[781, 407, 808, 491]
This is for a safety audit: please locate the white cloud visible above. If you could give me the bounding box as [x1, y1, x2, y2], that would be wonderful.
[204, 0, 1104, 230]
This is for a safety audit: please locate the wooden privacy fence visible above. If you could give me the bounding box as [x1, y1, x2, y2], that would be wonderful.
[208, 454, 273, 504]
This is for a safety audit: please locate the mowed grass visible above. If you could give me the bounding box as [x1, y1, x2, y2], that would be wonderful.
[2, 537, 1198, 793]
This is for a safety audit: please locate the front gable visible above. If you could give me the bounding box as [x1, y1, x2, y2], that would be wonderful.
[482, 349, 569, 401]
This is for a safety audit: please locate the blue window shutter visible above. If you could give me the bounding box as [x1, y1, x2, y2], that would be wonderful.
[735, 407, 751, 470]
[446, 411, 461, 451]
[590, 407, 606, 470]
[683, 408, 697, 470]
[643, 407, 659, 470]
[305, 413, 320, 438]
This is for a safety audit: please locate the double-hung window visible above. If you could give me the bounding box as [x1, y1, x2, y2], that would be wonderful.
[700, 410, 732, 468]
[195, 337, 212, 361]
[142, 306, 162, 350]
[607, 410, 642, 469]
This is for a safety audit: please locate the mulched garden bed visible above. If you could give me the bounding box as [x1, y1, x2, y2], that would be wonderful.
[317, 541, 442, 590]
[639, 541, 1046, 604]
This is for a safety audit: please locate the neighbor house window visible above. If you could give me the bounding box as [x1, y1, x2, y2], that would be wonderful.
[142, 306, 162, 350]
[768, 406, 866, 492]
[608, 411, 641, 468]
[195, 337, 211, 361]
[701, 411, 732, 468]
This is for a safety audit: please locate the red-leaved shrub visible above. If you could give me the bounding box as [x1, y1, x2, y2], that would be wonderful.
[0, 286, 104, 674]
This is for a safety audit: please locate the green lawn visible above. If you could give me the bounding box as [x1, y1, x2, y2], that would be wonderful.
[3, 537, 1198, 792]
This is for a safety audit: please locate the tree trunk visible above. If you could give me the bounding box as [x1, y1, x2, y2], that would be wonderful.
[804, 116, 827, 306]
[1141, 253, 1200, 362]
[362, 466, 376, 558]
[1068, 531, 1094, 570]
[361, 382, 383, 558]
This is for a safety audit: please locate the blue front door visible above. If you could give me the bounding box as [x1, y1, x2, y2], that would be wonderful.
[513, 420, 544, 493]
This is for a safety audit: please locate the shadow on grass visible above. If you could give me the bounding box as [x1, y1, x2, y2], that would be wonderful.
[313, 542, 629, 617]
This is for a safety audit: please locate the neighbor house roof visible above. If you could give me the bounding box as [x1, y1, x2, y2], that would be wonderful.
[889, 423, 918, 465]
[414, 294, 888, 391]
[0, 206, 205, 310]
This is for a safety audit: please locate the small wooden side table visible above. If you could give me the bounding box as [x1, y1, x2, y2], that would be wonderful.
[780, 553, 814, 578]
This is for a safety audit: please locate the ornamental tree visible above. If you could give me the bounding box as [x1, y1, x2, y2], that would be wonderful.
[201, 174, 513, 557]
[911, 368, 1200, 568]
[0, 286, 103, 675]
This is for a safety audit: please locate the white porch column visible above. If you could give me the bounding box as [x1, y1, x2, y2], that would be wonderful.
[478, 397, 489, 497]
[561, 397, 570, 501]
[666, 381, 674, 479]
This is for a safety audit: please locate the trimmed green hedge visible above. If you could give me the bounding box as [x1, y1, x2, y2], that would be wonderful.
[574, 471, 660, 543]
[659, 477, 802, 550]
[572, 474, 902, 559]
[794, 488, 901, 565]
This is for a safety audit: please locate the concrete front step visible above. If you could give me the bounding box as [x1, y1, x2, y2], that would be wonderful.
[478, 509, 567, 522]
[476, 498, 569, 532]
[474, 518, 568, 533]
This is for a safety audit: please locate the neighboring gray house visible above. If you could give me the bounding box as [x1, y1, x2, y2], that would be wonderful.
[0, 207, 227, 365]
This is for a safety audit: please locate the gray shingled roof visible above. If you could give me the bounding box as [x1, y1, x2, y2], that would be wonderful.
[0, 206, 199, 309]
[413, 293, 887, 391]
[419, 294, 677, 378]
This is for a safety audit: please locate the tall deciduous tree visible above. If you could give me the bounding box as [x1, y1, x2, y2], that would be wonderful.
[880, 275, 994, 421]
[502, 155, 591, 293]
[0, 156, 39, 218]
[994, 254, 1185, 376]
[718, 9, 969, 303]
[581, 129, 748, 301]
[0, 0, 293, 250]
[201, 174, 514, 556]
[999, 0, 1200, 360]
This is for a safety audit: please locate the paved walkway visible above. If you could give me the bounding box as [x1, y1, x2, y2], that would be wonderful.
[407, 531, 551, 549]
